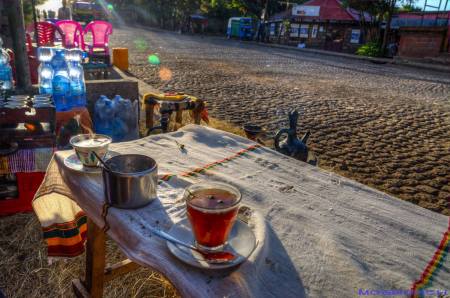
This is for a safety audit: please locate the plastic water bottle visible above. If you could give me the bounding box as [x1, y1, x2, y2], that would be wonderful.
[67, 49, 86, 108]
[94, 95, 115, 136]
[0, 37, 13, 91]
[51, 49, 71, 111]
[37, 47, 54, 95]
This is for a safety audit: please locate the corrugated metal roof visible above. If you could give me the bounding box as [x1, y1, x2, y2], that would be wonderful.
[302, 0, 355, 21]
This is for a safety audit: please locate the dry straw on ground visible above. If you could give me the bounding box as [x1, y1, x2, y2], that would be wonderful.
[0, 213, 179, 298]
[0, 119, 240, 298]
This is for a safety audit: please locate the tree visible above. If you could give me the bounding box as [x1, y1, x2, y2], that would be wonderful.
[344, 0, 418, 55]
[400, 3, 422, 12]
[342, 0, 384, 43]
[22, 0, 46, 23]
[381, 0, 396, 53]
[110, 0, 300, 30]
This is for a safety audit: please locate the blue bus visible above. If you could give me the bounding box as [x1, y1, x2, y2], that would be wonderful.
[227, 17, 254, 40]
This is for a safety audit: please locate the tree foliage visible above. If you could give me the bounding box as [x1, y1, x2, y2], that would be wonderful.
[23, 0, 46, 23]
[110, 0, 308, 29]
[399, 3, 422, 12]
[344, 0, 420, 52]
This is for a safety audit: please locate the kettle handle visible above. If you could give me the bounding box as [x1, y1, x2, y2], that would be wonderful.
[274, 128, 289, 151]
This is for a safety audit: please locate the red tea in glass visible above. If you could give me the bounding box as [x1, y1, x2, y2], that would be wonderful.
[185, 182, 241, 252]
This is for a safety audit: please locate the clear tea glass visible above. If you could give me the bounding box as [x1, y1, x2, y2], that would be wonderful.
[184, 182, 241, 252]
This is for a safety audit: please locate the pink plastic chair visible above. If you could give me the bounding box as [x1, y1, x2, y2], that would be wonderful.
[83, 21, 113, 60]
[55, 20, 85, 49]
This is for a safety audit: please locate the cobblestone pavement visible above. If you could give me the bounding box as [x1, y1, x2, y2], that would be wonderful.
[111, 26, 450, 215]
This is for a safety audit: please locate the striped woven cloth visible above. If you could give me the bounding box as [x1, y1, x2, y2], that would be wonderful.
[0, 148, 55, 174]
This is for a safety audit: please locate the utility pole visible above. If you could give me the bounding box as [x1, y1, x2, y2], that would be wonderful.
[8, 0, 31, 90]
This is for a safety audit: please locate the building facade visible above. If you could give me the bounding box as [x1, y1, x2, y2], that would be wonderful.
[267, 0, 371, 53]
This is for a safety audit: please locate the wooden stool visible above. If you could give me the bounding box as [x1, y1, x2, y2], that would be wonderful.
[143, 92, 206, 134]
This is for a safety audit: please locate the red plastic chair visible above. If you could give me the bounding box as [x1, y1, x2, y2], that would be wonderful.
[83, 20, 113, 62]
[26, 21, 64, 47]
[25, 23, 58, 84]
[55, 20, 85, 49]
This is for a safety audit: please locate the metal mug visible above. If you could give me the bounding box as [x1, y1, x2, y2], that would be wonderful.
[102, 154, 158, 209]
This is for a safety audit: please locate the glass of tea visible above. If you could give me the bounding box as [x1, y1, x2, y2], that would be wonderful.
[184, 182, 241, 252]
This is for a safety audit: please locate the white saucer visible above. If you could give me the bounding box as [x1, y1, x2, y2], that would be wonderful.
[63, 151, 118, 174]
[167, 218, 257, 270]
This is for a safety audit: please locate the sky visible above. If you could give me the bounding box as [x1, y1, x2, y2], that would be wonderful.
[412, 0, 449, 10]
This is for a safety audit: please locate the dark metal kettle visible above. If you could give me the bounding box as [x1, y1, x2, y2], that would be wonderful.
[274, 110, 310, 162]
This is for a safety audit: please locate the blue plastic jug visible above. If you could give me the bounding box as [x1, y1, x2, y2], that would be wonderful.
[94, 95, 116, 137]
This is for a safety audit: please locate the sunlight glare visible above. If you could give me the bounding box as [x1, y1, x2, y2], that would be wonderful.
[159, 67, 173, 81]
[148, 54, 161, 65]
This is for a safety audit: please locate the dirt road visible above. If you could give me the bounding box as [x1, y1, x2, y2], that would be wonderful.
[110, 26, 450, 214]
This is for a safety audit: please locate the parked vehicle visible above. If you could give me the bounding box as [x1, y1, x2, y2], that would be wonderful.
[72, 1, 94, 23]
[227, 17, 254, 40]
[92, 2, 112, 21]
[72, 1, 110, 23]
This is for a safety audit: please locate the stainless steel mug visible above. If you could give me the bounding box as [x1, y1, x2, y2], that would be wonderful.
[102, 154, 158, 209]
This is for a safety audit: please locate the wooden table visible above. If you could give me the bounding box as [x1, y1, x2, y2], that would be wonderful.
[34, 125, 450, 297]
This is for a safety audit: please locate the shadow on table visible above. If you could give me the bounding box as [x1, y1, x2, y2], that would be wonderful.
[198, 223, 306, 298]
[249, 223, 306, 297]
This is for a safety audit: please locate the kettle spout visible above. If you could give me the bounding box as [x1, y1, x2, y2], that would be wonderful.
[301, 131, 310, 144]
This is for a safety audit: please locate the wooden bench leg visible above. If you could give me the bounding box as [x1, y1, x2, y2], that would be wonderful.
[104, 259, 141, 282]
[193, 100, 205, 125]
[175, 110, 183, 124]
[145, 103, 155, 132]
[85, 218, 106, 298]
[72, 218, 141, 298]
[72, 218, 106, 298]
[175, 110, 183, 131]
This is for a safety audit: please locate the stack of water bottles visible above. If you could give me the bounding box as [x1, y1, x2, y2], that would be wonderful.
[38, 47, 87, 111]
[0, 37, 13, 93]
[94, 95, 139, 142]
